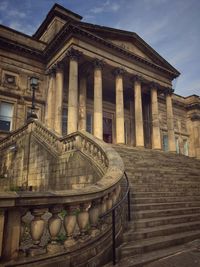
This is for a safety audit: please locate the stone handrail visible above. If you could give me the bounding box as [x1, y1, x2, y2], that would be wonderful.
[0, 119, 125, 264]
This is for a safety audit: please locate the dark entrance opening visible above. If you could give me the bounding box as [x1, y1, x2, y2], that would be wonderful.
[103, 117, 112, 143]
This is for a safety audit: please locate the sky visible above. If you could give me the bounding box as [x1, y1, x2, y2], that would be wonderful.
[0, 0, 199, 97]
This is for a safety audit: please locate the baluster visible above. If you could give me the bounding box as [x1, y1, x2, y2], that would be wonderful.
[77, 202, 91, 241]
[28, 208, 47, 256]
[64, 206, 78, 249]
[101, 196, 107, 215]
[47, 205, 62, 253]
[89, 199, 101, 237]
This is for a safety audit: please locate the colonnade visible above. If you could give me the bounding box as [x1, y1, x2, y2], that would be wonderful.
[45, 48, 176, 152]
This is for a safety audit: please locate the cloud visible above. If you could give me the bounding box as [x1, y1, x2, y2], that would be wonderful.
[90, 0, 120, 14]
[9, 21, 36, 35]
[8, 10, 26, 18]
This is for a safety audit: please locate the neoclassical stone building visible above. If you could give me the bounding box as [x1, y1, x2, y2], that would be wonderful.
[0, 3, 199, 158]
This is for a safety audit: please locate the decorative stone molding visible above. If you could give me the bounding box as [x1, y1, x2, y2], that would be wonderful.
[131, 74, 144, 83]
[66, 48, 82, 61]
[93, 58, 105, 69]
[191, 114, 200, 121]
[113, 67, 126, 77]
[164, 87, 174, 95]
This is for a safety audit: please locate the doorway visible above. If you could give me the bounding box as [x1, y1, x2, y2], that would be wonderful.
[103, 116, 113, 143]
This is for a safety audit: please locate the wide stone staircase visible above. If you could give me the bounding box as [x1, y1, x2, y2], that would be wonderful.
[107, 145, 200, 267]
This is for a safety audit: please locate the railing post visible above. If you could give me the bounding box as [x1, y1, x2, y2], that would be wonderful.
[112, 209, 116, 265]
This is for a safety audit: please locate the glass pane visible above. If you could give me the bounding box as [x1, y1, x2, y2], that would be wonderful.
[162, 135, 168, 151]
[0, 102, 13, 121]
[0, 102, 13, 131]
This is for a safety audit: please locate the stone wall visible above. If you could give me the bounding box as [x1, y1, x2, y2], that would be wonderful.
[0, 131, 101, 192]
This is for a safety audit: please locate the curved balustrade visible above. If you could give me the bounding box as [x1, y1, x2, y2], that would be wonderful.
[0, 119, 125, 266]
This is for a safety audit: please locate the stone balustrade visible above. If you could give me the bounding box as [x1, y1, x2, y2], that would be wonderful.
[0, 119, 125, 266]
[0, 183, 122, 265]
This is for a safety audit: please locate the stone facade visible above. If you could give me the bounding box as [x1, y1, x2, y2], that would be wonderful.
[0, 3, 199, 158]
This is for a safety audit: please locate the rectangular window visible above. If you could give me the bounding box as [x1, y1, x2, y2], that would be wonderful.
[0, 102, 14, 131]
[86, 113, 92, 134]
[162, 134, 168, 152]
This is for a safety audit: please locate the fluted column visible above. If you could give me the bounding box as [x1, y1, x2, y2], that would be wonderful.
[45, 67, 56, 129]
[151, 84, 161, 149]
[93, 59, 104, 139]
[54, 62, 64, 135]
[79, 75, 87, 131]
[67, 48, 81, 134]
[166, 90, 176, 152]
[133, 76, 144, 147]
[114, 68, 125, 144]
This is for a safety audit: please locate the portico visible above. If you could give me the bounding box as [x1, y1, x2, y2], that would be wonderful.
[45, 47, 176, 152]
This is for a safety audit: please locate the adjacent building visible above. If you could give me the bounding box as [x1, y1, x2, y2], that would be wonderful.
[0, 3, 199, 158]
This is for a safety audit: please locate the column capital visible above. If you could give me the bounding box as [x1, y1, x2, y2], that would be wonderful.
[67, 48, 82, 61]
[164, 87, 174, 96]
[113, 67, 126, 77]
[149, 81, 160, 89]
[54, 61, 65, 71]
[131, 74, 144, 83]
[45, 65, 56, 76]
[93, 58, 105, 69]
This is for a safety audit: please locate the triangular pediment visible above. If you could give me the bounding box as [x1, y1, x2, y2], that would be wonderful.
[79, 23, 180, 76]
[107, 39, 154, 62]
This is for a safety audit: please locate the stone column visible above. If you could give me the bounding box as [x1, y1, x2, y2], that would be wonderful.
[166, 90, 176, 152]
[54, 62, 64, 135]
[114, 68, 125, 144]
[150, 84, 161, 149]
[0, 210, 5, 257]
[93, 59, 104, 140]
[45, 66, 56, 129]
[133, 76, 144, 147]
[79, 75, 87, 131]
[67, 48, 81, 134]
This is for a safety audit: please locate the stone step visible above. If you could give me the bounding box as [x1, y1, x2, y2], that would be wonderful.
[133, 196, 200, 204]
[103, 244, 185, 267]
[134, 207, 200, 219]
[131, 186, 200, 193]
[131, 191, 200, 197]
[121, 229, 200, 257]
[133, 201, 200, 211]
[123, 221, 200, 241]
[130, 213, 200, 229]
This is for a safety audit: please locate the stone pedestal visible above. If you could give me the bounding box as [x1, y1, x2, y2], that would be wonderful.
[2, 209, 21, 260]
[166, 93, 176, 152]
[151, 87, 161, 149]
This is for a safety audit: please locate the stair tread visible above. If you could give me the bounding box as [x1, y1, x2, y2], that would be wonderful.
[123, 229, 200, 249]
[126, 220, 200, 234]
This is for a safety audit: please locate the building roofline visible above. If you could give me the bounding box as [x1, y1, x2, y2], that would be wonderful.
[79, 22, 180, 77]
[33, 3, 82, 39]
[0, 24, 46, 45]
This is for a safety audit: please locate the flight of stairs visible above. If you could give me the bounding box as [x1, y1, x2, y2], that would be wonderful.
[107, 145, 200, 267]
